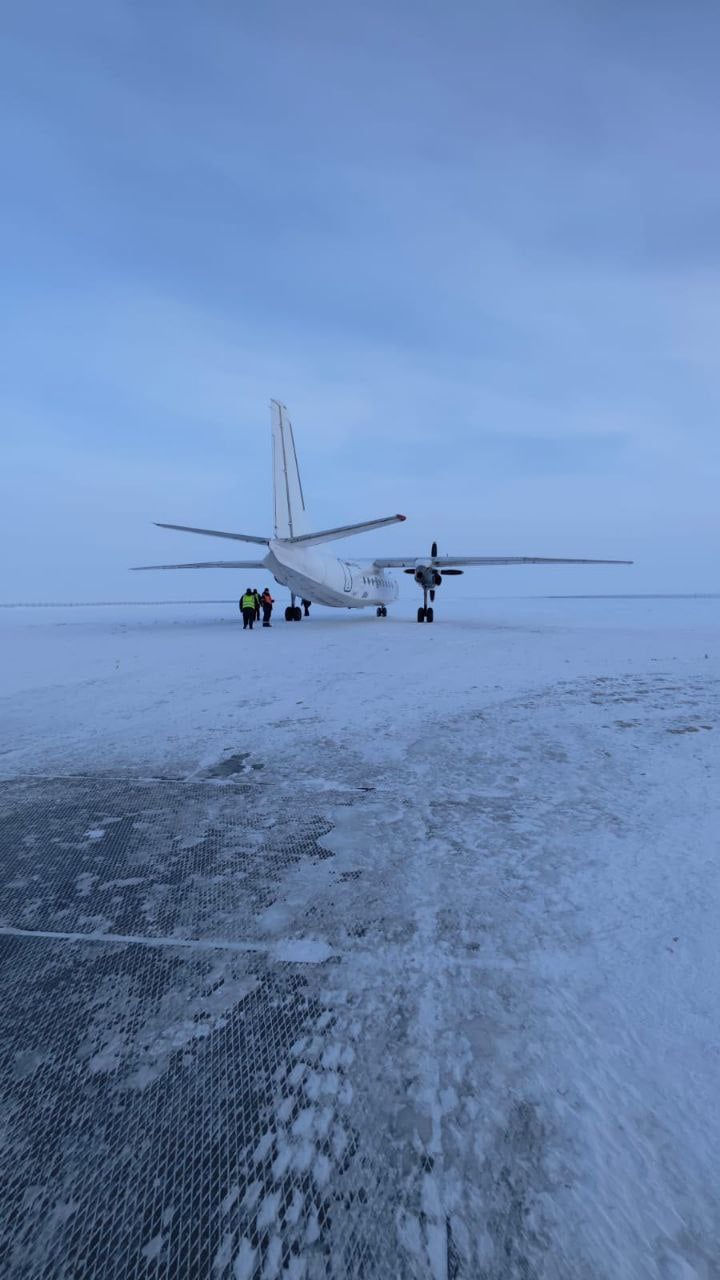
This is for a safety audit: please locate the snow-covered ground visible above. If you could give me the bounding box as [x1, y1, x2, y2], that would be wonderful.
[1, 596, 719, 1278]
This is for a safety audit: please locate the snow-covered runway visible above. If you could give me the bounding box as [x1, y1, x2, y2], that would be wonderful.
[1, 598, 718, 1277]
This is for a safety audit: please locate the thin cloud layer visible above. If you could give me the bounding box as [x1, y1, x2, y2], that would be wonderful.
[2, 1, 719, 598]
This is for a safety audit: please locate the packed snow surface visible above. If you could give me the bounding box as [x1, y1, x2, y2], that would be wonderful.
[1, 595, 719, 1278]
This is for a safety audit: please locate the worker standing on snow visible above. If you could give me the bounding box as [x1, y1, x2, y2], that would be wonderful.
[241, 588, 256, 630]
[252, 588, 261, 622]
[261, 587, 274, 627]
[302, 599, 311, 616]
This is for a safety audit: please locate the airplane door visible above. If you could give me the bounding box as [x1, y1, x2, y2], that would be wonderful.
[341, 561, 352, 593]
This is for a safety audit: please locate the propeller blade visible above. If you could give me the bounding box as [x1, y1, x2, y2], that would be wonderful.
[431, 541, 438, 558]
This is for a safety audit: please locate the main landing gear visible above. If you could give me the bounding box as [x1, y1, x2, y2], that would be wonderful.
[284, 594, 302, 622]
[376, 606, 387, 617]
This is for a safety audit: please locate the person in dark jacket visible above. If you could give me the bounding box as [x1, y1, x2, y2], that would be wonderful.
[302, 599, 311, 616]
[252, 588, 261, 622]
[241, 588, 256, 629]
[261, 587, 274, 627]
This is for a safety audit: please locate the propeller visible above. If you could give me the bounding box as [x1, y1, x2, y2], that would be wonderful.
[407, 543, 446, 598]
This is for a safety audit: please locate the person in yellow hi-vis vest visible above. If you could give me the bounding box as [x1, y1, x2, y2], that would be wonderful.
[240, 588, 256, 630]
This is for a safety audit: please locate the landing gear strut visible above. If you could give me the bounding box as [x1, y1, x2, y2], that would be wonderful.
[285, 594, 302, 622]
[415, 540, 440, 621]
[417, 589, 434, 623]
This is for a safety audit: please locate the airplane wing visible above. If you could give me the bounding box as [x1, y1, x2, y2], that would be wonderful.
[154, 522, 269, 544]
[374, 555, 634, 568]
[132, 560, 268, 571]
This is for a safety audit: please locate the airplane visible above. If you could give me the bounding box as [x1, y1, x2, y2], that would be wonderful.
[133, 400, 632, 622]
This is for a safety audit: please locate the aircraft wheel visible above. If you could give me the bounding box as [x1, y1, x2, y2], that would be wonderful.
[293, 606, 303, 621]
[417, 607, 426, 623]
[382, 606, 387, 617]
[376, 607, 383, 617]
[426, 607, 434, 623]
[285, 606, 293, 622]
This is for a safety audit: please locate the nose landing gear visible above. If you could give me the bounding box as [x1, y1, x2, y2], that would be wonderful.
[416, 540, 440, 621]
[417, 589, 434, 622]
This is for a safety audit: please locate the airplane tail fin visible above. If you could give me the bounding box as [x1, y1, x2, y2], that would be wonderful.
[271, 400, 307, 539]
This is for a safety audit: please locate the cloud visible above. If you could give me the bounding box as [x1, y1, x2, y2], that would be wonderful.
[1, 0, 719, 597]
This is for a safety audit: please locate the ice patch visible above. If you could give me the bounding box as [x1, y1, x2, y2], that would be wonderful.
[256, 1190, 281, 1230]
[13, 1048, 50, 1080]
[232, 1238, 256, 1280]
[312, 1153, 331, 1189]
[272, 938, 334, 964]
[141, 1233, 165, 1261]
[220, 1186, 239, 1215]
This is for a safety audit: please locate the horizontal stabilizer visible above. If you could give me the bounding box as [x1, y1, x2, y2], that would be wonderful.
[290, 514, 406, 548]
[374, 555, 633, 568]
[132, 560, 267, 571]
[155, 522, 269, 545]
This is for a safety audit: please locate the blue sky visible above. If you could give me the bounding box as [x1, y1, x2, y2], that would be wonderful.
[2, 0, 719, 599]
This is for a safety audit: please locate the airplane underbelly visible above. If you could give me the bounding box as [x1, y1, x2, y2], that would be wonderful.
[268, 556, 341, 606]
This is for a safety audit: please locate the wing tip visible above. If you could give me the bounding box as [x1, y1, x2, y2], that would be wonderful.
[396, 514, 406, 522]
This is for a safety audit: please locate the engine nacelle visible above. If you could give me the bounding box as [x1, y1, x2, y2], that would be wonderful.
[413, 564, 440, 589]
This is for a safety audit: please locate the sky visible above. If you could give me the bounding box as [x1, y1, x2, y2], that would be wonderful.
[2, 0, 719, 601]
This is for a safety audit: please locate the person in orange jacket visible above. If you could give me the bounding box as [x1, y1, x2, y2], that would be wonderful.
[261, 587, 275, 627]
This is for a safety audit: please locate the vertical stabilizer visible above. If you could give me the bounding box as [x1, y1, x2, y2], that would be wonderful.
[271, 400, 307, 539]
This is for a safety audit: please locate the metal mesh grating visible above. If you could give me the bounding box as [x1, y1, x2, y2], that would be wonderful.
[0, 777, 335, 943]
[0, 776, 402, 1279]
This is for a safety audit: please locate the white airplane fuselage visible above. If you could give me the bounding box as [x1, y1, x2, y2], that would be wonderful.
[266, 540, 399, 609]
